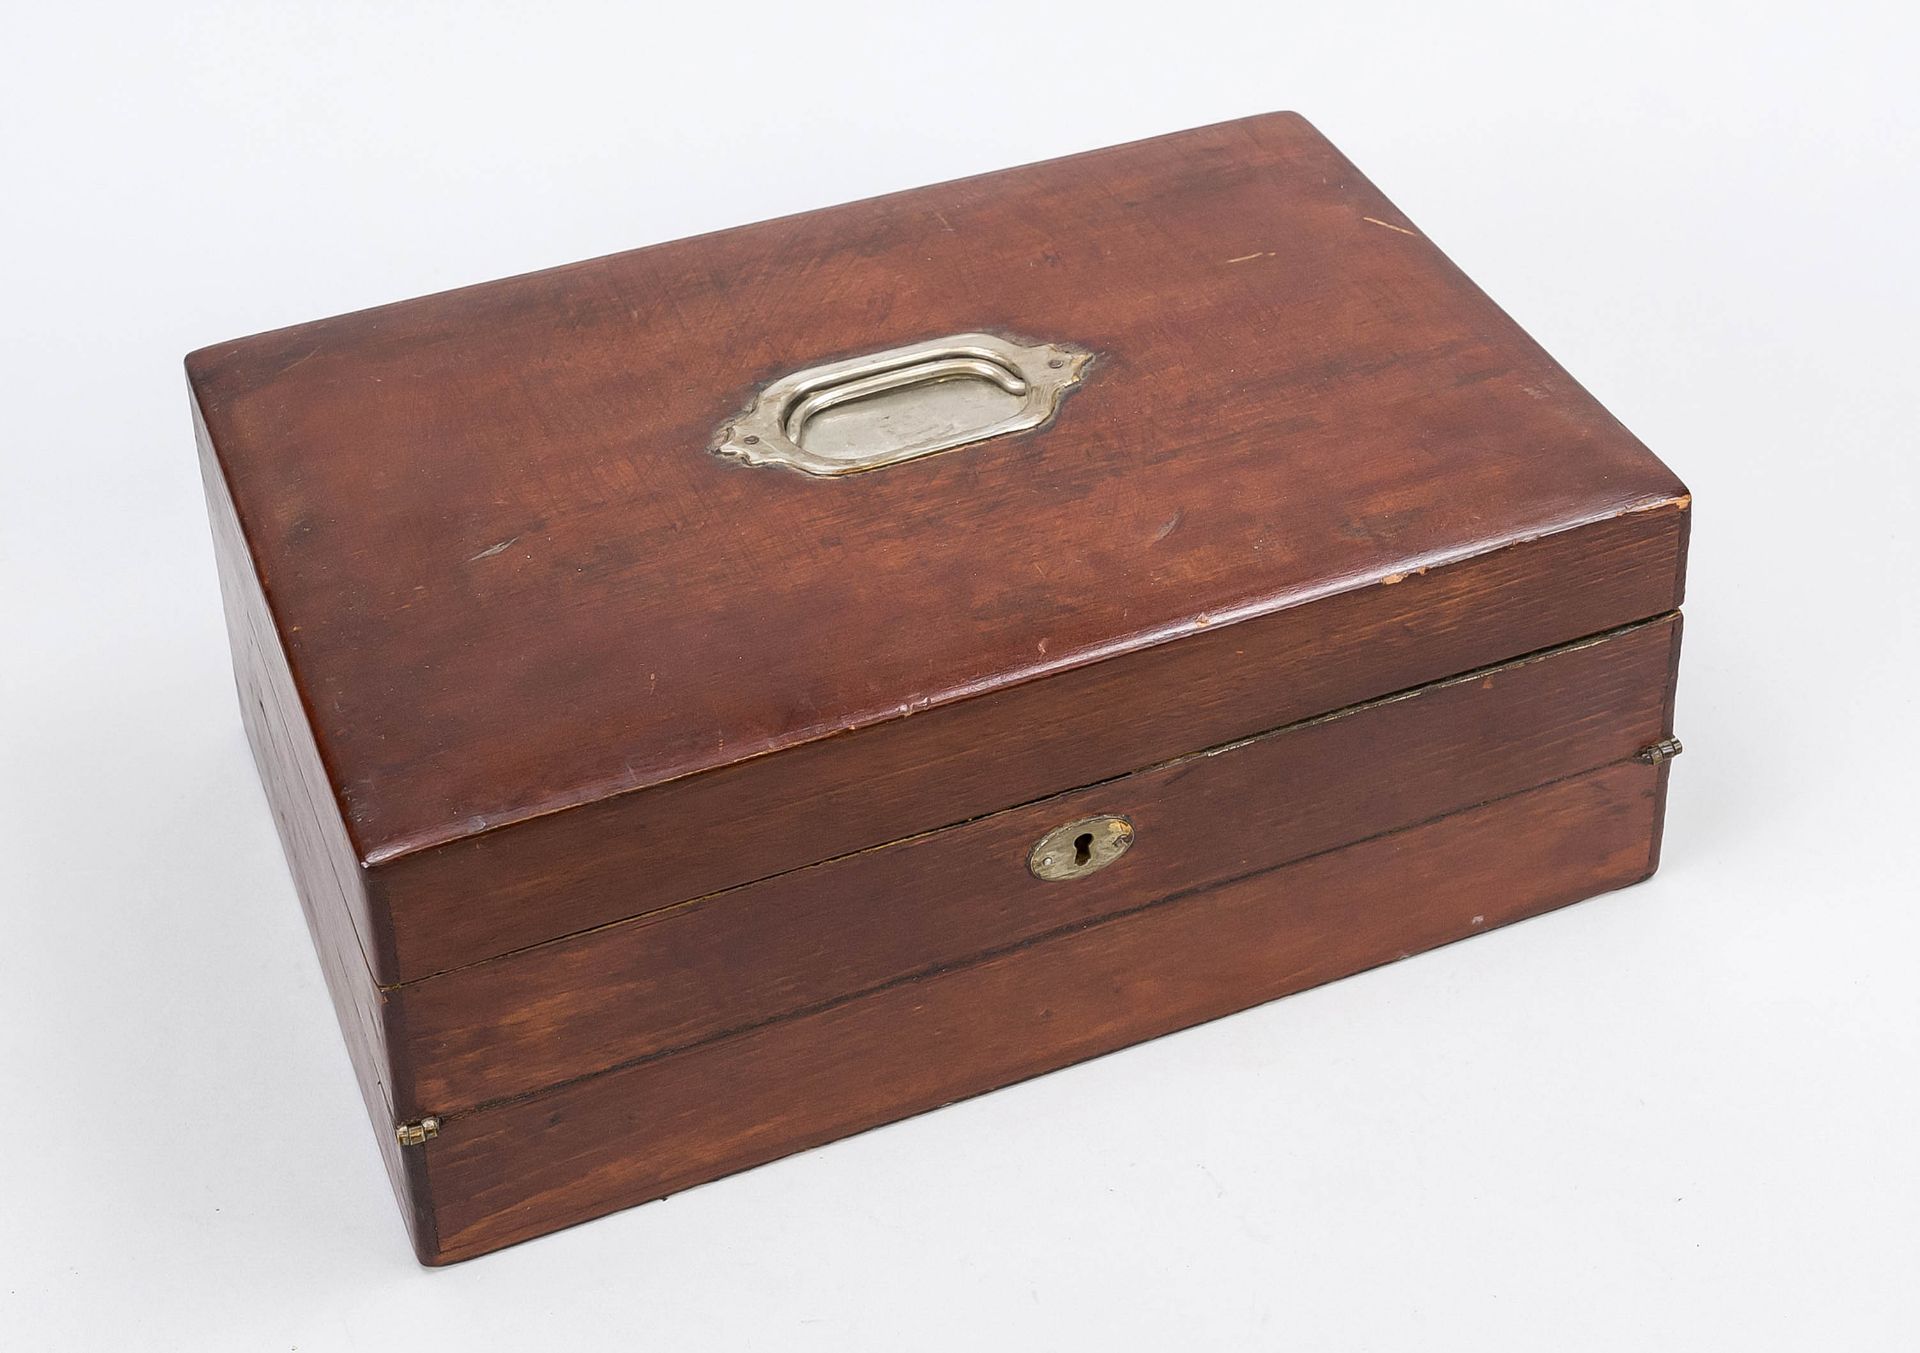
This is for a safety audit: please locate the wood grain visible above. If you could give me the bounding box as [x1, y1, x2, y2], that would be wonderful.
[186, 111, 1690, 981]
[418, 760, 1662, 1264]
[398, 614, 1680, 1113]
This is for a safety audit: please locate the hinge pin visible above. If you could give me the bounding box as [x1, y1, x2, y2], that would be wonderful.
[395, 1116, 440, 1147]
[1637, 736, 1684, 765]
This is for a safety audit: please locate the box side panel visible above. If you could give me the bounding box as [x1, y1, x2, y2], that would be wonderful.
[195, 395, 432, 1260]
[375, 500, 1687, 980]
[397, 613, 1680, 1114]
[417, 759, 1664, 1263]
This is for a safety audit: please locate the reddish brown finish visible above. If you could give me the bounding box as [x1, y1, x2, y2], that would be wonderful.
[399, 614, 1679, 1114]
[419, 760, 1662, 1264]
[190, 112, 1692, 1266]
[187, 111, 1689, 982]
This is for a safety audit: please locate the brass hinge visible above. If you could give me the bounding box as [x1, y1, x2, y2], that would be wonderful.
[1637, 736, 1684, 765]
[395, 1116, 441, 1147]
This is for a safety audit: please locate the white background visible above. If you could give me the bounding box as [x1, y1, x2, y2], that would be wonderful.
[3, 2, 1915, 1348]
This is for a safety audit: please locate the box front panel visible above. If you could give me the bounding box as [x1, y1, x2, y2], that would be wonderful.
[416, 759, 1667, 1262]
[382, 610, 1681, 1261]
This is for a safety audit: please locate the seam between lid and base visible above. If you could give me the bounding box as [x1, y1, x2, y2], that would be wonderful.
[381, 608, 1683, 993]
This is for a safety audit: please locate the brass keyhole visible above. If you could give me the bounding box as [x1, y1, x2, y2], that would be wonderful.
[1029, 815, 1135, 881]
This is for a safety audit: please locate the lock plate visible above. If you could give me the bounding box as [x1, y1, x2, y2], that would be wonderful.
[1028, 815, 1135, 882]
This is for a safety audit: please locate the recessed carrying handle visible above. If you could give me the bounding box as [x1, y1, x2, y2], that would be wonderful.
[711, 332, 1092, 477]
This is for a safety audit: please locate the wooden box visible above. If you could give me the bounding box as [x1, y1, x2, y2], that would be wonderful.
[188, 113, 1690, 1264]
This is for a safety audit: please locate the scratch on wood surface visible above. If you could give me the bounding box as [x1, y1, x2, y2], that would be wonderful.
[1225, 251, 1274, 264]
[1152, 510, 1184, 543]
[273, 346, 323, 380]
[1361, 216, 1418, 237]
[467, 536, 518, 562]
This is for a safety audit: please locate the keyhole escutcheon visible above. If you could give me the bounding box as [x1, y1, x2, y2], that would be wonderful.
[1029, 815, 1135, 882]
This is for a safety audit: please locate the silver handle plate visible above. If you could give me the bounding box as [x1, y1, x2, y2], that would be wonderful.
[711, 332, 1093, 477]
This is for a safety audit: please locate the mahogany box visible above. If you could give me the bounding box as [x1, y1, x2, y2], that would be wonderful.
[188, 113, 1690, 1264]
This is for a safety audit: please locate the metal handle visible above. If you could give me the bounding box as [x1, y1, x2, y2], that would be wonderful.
[712, 332, 1092, 477]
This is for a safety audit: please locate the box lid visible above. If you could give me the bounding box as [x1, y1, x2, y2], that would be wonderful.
[189, 112, 1688, 981]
